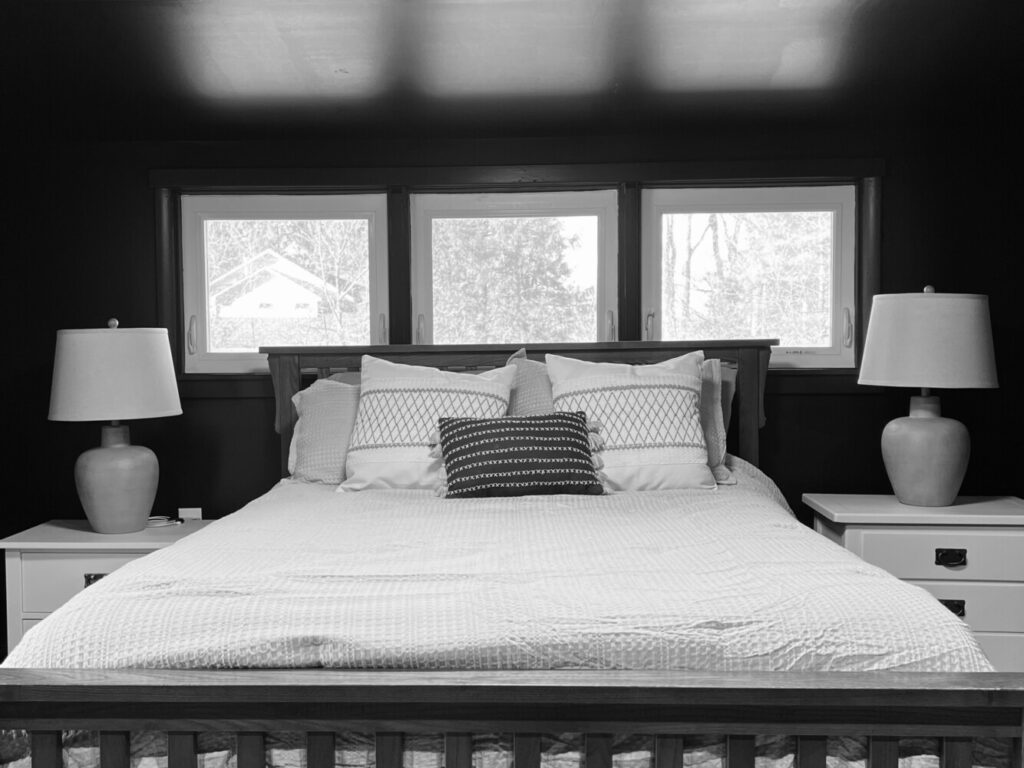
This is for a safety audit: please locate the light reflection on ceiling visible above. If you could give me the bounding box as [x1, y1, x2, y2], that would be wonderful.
[165, 0, 391, 99]
[163, 0, 866, 103]
[641, 0, 855, 91]
[10, 0, 1019, 138]
[412, 1, 619, 97]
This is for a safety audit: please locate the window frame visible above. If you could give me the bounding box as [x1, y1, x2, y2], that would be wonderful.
[409, 189, 620, 344]
[180, 193, 390, 374]
[640, 184, 858, 369]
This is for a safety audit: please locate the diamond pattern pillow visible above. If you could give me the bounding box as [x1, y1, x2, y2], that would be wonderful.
[436, 411, 604, 498]
[341, 356, 516, 490]
[546, 352, 716, 491]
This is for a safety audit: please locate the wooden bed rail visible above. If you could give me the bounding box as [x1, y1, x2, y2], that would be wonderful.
[1, 670, 1022, 768]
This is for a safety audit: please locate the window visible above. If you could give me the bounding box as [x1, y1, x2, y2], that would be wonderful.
[641, 185, 857, 368]
[410, 190, 618, 344]
[181, 194, 389, 373]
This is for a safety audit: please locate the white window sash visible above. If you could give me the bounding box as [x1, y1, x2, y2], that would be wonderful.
[640, 185, 857, 369]
[410, 190, 619, 344]
[181, 194, 389, 374]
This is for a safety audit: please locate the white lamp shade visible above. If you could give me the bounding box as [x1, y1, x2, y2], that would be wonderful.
[858, 292, 998, 389]
[49, 327, 183, 421]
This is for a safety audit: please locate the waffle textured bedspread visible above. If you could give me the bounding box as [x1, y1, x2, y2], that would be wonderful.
[3, 459, 992, 671]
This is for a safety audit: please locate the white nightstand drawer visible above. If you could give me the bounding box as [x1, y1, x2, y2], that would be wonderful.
[4, 520, 211, 655]
[856, 528, 1024, 581]
[20, 551, 146, 613]
[910, 581, 1024, 632]
[974, 633, 1024, 672]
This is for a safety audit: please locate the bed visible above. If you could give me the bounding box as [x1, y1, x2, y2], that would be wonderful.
[0, 341, 1021, 768]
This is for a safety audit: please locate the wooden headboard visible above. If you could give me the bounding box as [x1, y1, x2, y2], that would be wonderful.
[261, 340, 776, 478]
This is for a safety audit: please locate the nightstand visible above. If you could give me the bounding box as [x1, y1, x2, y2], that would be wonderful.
[803, 493, 1024, 672]
[1, 519, 210, 654]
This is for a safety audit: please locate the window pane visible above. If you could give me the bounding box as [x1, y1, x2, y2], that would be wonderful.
[660, 211, 834, 346]
[431, 215, 598, 343]
[204, 218, 371, 351]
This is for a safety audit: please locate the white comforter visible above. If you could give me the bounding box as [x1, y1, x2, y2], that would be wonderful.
[4, 459, 992, 671]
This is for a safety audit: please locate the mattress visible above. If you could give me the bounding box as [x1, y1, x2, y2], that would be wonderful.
[2, 457, 992, 671]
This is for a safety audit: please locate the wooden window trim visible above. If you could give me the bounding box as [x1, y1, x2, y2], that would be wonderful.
[153, 160, 881, 376]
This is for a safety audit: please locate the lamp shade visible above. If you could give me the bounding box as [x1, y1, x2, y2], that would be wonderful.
[858, 292, 998, 389]
[49, 326, 182, 421]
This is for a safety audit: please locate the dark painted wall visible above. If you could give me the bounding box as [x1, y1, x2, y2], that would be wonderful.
[7, 91, 1022, 551]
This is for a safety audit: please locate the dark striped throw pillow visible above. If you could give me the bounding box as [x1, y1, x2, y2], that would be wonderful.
[436, 411, 604, 498]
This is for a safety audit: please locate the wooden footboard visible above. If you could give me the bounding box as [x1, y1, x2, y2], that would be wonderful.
[1, 670, 1022, 768]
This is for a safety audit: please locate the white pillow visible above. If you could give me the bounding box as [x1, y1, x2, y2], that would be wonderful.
[341, 356, 516, 491]
[699, 359, 734, 484]
[289, 379, 360, 484]
[721, 360, 738, 433]
[546, 351, 716, 491]
[507, 348, 555, 416]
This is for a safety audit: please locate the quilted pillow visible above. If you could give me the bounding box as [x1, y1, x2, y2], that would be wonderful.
[288, 379, 360, 484]
[435, 412, 604, 498]
[341, 356, 516, 491]
[507, 348, 555, 416]
[546, 351, 716, 491]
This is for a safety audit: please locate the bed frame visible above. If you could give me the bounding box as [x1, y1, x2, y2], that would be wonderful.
[2, 340, 1022, 768]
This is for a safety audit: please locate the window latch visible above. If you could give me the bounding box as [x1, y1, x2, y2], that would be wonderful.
[843, 307, 853, 348]
[415, 314, 426, 345]
[644, 310, 656, 341]
[187, 315, 197, 355]
[378, 313, 389, 345]
[607, 310, 617, 342]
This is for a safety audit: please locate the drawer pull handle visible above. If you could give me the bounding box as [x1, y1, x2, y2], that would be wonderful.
[83, 573, 108, 587]
[935, 548, 967, 567]
[939, 599, 966, 617]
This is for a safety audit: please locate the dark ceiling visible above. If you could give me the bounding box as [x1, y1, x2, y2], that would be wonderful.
[3, 0, 1021, 141]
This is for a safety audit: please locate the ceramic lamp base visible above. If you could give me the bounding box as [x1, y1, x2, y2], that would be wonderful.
[881, 396, 969, 507]
[74, 424, 158, 533]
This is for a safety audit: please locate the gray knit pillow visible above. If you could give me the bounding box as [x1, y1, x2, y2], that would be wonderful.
[507, 348, 555, 416]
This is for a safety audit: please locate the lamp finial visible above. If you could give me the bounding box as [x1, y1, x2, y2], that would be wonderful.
[107, 318, 119, 329]
[923, 285, 935, 293]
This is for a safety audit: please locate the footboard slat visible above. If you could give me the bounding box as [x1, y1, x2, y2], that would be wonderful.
[237, 732, 266, 768]
[2, 669, 1022, 766]
[797, 736, 826, 768]
[100, 732, 130, 768]
[445, 733, 472, 768]
[376, 732, 404, 768]
[654, 736, 684, 768]
[726, 735, 755, 768]
[308, 732, 336, 768]
[168, 732, 198, 768]
[942, 737, 972, 768]
[514, 734, 541, 768]
[30, 731, 61, 768]
[585, 733, 613, 768]
[869, 736, 899, 768]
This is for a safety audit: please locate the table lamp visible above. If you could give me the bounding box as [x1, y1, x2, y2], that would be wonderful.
[49, 320, 182, 533]
[858, 287, 998, 506]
